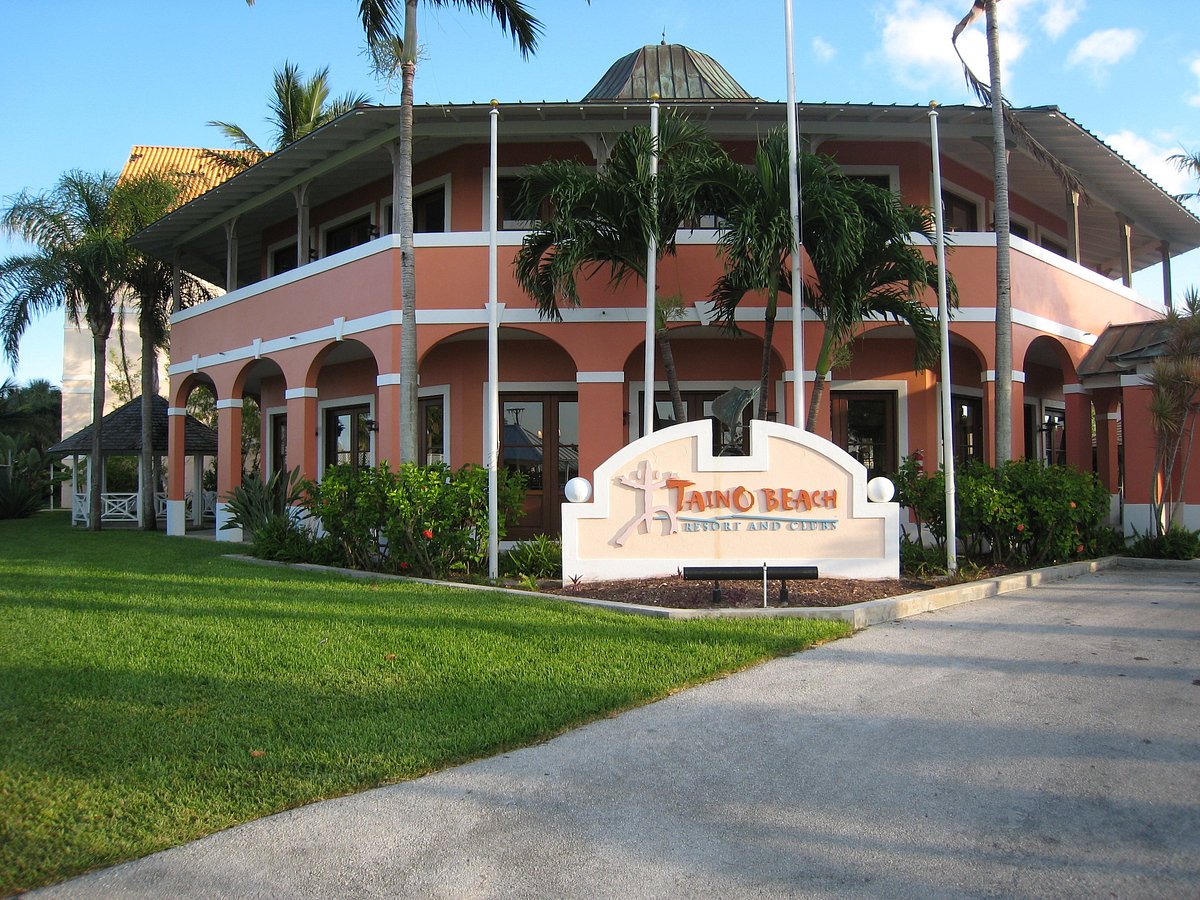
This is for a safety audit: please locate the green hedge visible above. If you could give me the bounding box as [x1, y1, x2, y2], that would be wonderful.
[895, 456, 1117, 567]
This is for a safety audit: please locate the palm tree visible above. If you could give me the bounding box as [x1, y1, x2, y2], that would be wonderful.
[952, 0, 1014, 462]
[699, 135, 946, 430]
[801, 179, 948, 430]
[354, 0, 543, 462]
[1, 171, 133, 529]
[514, 115, 723, 423]
[119, 171, 211, 529]
[0, 377, 61, 451]
[205, 61, 372, 172]
[697, 135, 853, 421]
[1169, 148, 1200, 203]
[1147, 287, 1200, 535]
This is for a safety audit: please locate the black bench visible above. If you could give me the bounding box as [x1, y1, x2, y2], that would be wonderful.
[682, 565, 819, 606]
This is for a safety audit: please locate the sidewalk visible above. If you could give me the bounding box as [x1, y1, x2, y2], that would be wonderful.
[35, 562, 1200, 898]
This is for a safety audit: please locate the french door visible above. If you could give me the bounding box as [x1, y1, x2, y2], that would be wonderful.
[500, 393, 579, 539]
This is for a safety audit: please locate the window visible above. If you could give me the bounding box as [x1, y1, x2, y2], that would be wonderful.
[270, 243, 298, 276]
[383, 186, 448, 236]
[951, 395, 983, 464]
[1041, 236, 1069, 259]
[418, 396, 445, 465]
[942, 191, 979, 232]
[324, 404, 372, 473]
[830, 391, 897, 480]
[849, 173, 893, 191]
[324, 215, 375, 256]
[497, 177, 548, 230]
[1010, 221, 1030, 241]
[414, 186, 446, 233]
[639, 390, 758, 455]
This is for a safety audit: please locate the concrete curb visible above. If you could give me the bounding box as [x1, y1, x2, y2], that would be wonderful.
[224, 553, 1188, 629]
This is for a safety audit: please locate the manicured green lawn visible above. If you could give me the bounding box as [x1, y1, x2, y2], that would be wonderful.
[0, 513, 850, 893]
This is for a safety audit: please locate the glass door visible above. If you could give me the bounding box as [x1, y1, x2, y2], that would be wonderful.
[501, 394, 578, 539]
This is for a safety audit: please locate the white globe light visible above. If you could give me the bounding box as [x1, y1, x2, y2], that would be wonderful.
[564, 477, 592, 503]
[866, 476, 895, 503]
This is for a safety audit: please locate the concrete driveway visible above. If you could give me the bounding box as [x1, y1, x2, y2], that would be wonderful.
[37, 562, 1200, 899]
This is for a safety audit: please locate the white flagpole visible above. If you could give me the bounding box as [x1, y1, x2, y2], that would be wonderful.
[785, 0, 806, 429]
[487, 101, 501, 580]
[643, 95, 660, 439]
[928, 101, 958, 575]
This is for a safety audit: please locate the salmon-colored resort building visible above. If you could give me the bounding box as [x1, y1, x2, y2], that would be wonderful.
[125, 45, 1200, 543]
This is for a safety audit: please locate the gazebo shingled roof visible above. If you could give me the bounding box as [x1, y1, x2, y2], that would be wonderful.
[49, 395, 218, 456]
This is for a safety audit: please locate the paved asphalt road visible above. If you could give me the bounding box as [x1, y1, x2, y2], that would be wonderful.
[36, 563, 1200, 899]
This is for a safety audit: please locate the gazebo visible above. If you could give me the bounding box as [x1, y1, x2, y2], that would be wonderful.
[49, 395, 218, 528]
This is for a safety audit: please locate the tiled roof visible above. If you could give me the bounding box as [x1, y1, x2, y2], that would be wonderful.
[50, 395, 218, 456]
[120, 146, 236, 205]
[583, 43, 754, 101]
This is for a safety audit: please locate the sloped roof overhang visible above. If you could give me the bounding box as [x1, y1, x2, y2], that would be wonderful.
[130, 101, 1200, 287]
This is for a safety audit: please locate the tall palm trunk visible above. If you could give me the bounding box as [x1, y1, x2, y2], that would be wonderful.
[758, 290, 778, 421]
[397, 0, 419, 462]
[986, 1, 1013, 464]
[656, 328, 685, 423]
[88, 324, 110, 531]
[139, 342, 156, 530]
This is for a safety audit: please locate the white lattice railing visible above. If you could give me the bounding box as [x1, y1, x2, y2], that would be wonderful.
[75, 490, 220, 526]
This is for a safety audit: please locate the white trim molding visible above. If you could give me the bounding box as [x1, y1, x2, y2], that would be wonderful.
[982, 370, 1026, 383]
[167, 407, 187, 417]
[577, 371, 625, 384]
[284, 387, 319, 400]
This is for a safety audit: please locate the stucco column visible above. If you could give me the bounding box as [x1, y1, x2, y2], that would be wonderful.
[1010, 375, 1026, 463]
[166, 406, 187, 536]
[1095, 409, 1121, 495]
[576, 374, 626, 481]
[285, 388, 320, 483]
[1063, 385, 1093, 473]
[1119, 379, 1156, 534]
[214, 399, 244, 542]
[375, 375, 403, 466]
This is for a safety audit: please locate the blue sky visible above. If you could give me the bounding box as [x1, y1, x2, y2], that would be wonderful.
[3, 0, 1198, 385]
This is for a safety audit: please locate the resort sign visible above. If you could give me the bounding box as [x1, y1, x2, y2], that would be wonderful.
[562, 420, 899, 581]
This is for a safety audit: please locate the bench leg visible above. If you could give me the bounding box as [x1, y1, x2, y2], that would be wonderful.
[711, 580, 722, 605]
[779, 580, 789, 605]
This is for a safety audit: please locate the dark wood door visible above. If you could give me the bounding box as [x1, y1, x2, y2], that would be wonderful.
[501, 394, 578, 539]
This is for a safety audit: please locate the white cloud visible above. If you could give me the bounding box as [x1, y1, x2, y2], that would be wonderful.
[1040, 0, 1084, 40]
[1103, 130, 1191, 196]
[876, 0, 1028, 96]
[811, 36, 836, 64]
[1188, 57, 1200, 108]
[1067, 27, 1142, 77]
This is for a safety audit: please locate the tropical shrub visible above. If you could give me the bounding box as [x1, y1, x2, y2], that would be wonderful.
[895, 455, 1111, 567]
[502, 534, 562, 579]
[220, 467, 306, 539]
[0, 437, 58, 519]
[1127, 525, 1200, 560]
[302, 462, 526, 579]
